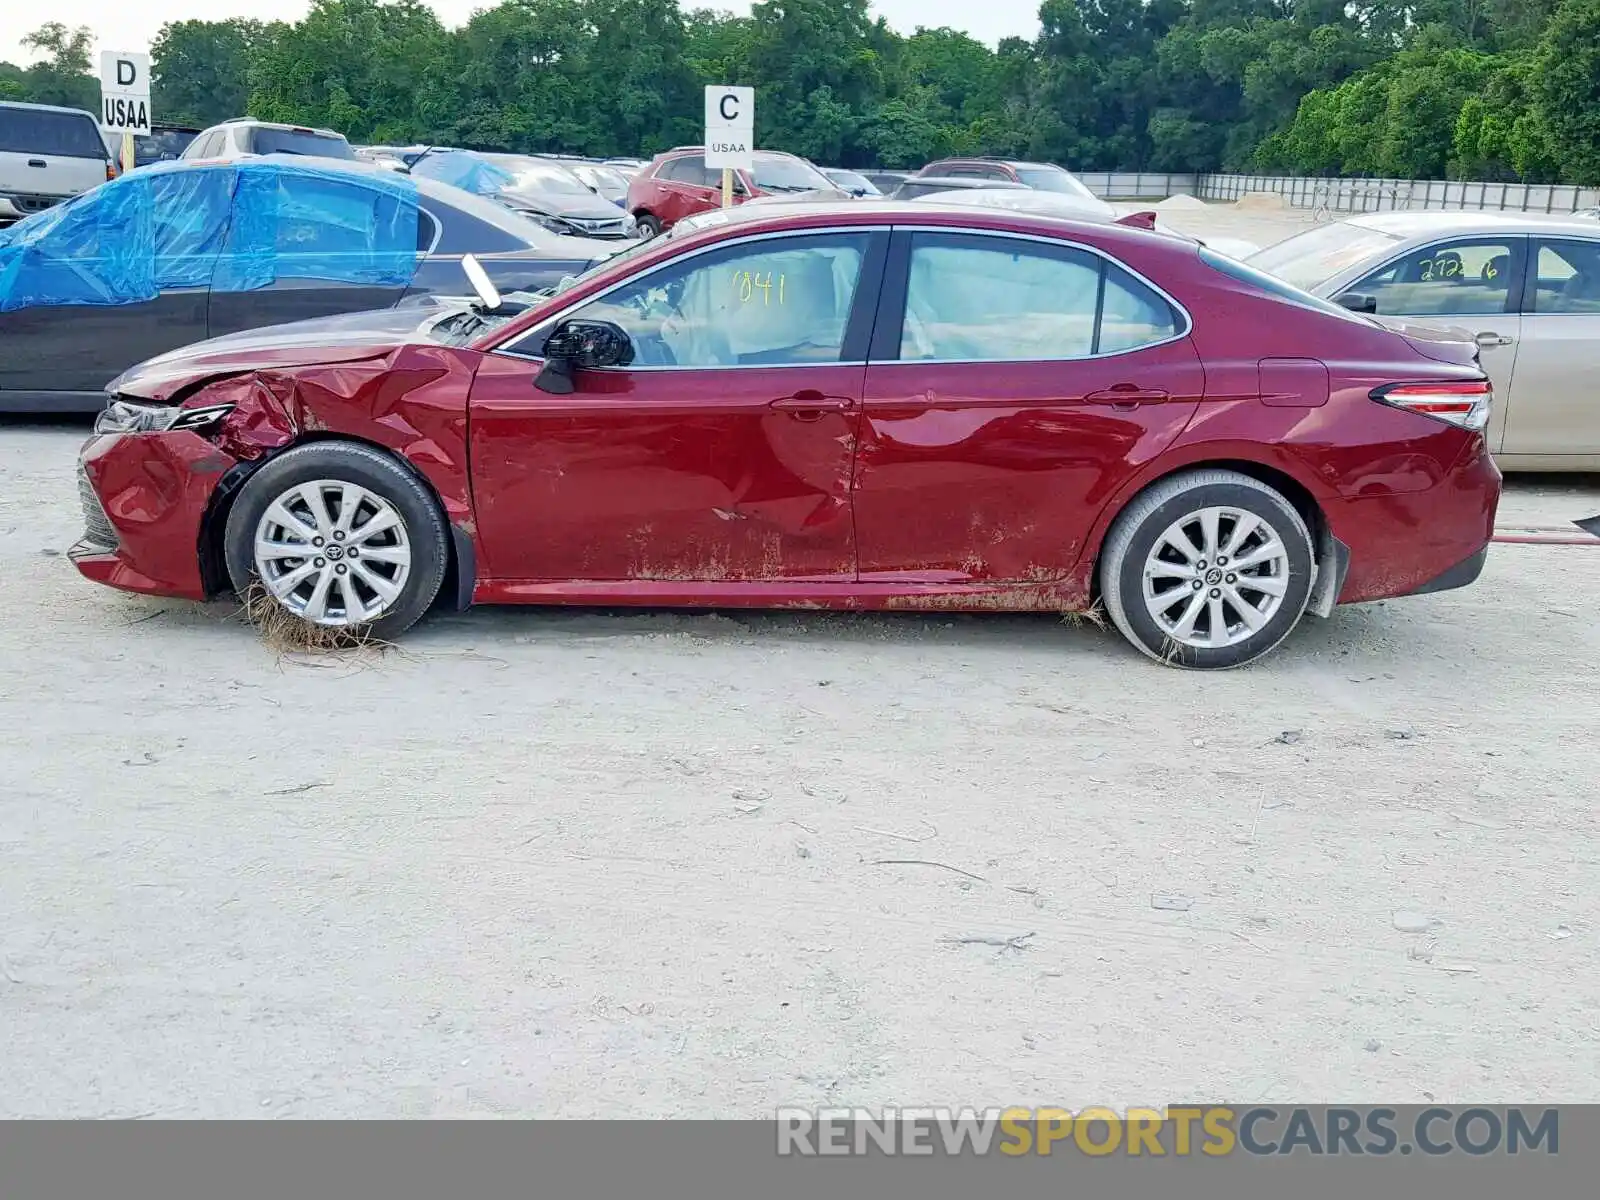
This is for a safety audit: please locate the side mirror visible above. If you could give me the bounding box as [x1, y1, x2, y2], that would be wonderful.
[732, 177, 750, 196]
[1337, 292, 1378, 314]
[535, 319, 635, 394]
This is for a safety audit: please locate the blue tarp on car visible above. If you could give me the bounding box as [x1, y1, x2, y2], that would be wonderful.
[406, 150, 515, 197]
[0, 159, 420, 312]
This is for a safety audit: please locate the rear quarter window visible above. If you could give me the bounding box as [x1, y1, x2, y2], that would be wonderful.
[0, 107, 107, 159]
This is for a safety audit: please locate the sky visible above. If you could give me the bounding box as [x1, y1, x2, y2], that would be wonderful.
[2, 0, 1044, 68]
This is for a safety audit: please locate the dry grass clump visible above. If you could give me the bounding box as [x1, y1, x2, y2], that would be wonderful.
[239, 580, 389, 654]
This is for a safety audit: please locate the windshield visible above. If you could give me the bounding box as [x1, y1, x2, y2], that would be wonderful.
[132, 129, 197, 166]
[573, 164, 627, 193]
[1013, 167, 1098, 202]
[484, 155, 592, 196]
[749, 154, 833, 193]
[252, 127, 354, 159]
[826, 169, 878, 194]
[1246, 221, 1404, 292]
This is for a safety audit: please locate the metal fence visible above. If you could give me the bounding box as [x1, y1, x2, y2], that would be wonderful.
[1076, 171, 1199, 200]
[1077, 170, 1600, 213]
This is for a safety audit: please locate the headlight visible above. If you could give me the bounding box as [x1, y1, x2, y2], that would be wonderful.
[622, 212, 638, 233]
[95, 398, 234, 435]
[524, 213, 571, 235]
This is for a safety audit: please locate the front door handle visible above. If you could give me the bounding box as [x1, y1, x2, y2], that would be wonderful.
[1475, 331, 1514, 347]
[1086, 385, 1171, 407]
[26, 159, 46, 168]
[771, 391, 854, 414]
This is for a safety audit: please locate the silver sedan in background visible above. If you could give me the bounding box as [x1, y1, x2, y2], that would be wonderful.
[1248, 211, 1600, 471]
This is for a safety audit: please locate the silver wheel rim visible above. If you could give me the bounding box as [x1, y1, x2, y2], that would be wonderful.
[253, 479, 411, 626]
[1142, 505, 1291, 650]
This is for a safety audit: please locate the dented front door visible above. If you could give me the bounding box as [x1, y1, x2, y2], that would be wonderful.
[467, 356, 864, 582]
[467, 229, 883, 584]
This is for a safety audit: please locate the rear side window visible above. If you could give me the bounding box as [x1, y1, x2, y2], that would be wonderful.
[249, 127, 355, 159]
[898, 232, 1180, 361]
[0, 107, 106, 158]
[1530, 240, 1600, 313]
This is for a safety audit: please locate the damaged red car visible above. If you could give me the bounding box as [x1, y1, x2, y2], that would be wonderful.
[73, 202, 1501, 668]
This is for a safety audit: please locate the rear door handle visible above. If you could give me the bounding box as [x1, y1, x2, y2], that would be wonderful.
[1475, 332, 1513, 347]
[771, 391, 854, 414]
[26, 159, 46, 168]
[1086, 386, 1171, 407]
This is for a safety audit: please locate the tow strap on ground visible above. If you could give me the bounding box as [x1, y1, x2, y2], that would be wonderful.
[1490, 520, 1600, 547]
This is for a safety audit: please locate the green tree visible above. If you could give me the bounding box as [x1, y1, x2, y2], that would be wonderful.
[1527, 0, 1600, 182]
[152, 19, 277, 127]
[18, 23, 97, 111]
[248, 0, 447, 142]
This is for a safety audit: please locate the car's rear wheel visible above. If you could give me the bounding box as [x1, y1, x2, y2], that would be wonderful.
[224, 441, 449, 639]
[1099, 469, 1315, 669]
[635, 213, 663, 239]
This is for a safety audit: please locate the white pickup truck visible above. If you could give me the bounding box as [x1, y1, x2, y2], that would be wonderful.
[0, 101, 114, 224]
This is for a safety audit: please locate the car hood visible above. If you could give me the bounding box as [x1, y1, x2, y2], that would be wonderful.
[499, 187, 626, 221]
[108, 303, 455, 401]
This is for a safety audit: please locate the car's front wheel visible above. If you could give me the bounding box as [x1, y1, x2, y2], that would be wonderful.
[635, 213, 663, 239]
[224, 441, 449, 639]
[1099, 469, 1315, 669]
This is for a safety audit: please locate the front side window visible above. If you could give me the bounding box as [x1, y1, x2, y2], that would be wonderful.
[1346, 238, 1518, 316]
[214, 169, 419, 290]
[554, 232, 870, 368]
[659, 155, 710, 185]
[898, 232, 1177, 362]
[1530, 240, 1600, 313]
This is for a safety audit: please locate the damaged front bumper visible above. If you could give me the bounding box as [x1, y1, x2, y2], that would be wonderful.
[70, 428, 240, 601]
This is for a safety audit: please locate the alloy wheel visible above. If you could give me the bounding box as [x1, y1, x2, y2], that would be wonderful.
[1141, 505, 1291, 649]
[252, 479, 413, 626]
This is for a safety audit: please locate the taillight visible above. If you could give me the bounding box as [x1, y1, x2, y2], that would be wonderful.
[1372, 380, 1491, 431]
[106, 160, 120, 180]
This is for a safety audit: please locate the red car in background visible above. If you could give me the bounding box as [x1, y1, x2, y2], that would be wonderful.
[72, 202, 1500, 669]
[625, 147, 840, 238]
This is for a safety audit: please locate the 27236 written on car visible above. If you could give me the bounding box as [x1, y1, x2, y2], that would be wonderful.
[71, 202, 1501, 668]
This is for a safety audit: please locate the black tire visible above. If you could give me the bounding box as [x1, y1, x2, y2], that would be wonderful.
[1099, 469, 1315, 669]
[635, 213, 663, 239]
[224, 441, 449, 640]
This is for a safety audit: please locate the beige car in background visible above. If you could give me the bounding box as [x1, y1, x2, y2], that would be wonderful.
[1248, 211, 1600, 471]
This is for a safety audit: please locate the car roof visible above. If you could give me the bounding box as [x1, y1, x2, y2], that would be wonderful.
[901, 176, 1028, 188]
[662, 198, 1168, 245]
[209, 118, 346, 136]
[141, 153, 472, 206]
[0, 100, 99, 119]
[654, 146, 801, 161]
[1347, 210, 1600, 237]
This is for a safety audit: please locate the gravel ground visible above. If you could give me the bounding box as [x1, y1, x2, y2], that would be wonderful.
[3, 206, 1599, 1116]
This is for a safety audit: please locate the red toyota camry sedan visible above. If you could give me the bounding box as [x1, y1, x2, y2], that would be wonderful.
[72, 202, 1500, 668]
